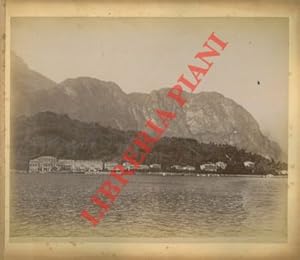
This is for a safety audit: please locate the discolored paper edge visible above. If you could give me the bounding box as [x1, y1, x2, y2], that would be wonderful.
[1, 0, 300, 259]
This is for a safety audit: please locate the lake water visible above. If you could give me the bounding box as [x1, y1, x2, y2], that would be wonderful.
[10, 173, 287, 241]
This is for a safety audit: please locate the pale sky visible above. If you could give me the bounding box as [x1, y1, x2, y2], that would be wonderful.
[11, 18, 288, 153]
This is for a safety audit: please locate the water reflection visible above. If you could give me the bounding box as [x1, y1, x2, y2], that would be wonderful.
[10, 173, 287, 241]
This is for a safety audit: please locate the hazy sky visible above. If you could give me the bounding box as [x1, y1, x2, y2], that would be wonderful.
[11, 18, 288, 153]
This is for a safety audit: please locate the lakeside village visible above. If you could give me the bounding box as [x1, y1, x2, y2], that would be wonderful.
[26, 156, 288, 177]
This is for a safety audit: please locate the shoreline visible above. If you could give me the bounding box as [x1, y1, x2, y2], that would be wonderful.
[10, 169, 288, 178]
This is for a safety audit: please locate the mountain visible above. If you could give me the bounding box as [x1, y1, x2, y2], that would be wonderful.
[11, 112, 284, 174]
[10, 53, 57, 116]
[10, 54, 283, 161]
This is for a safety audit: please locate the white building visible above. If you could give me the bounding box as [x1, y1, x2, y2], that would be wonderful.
[28, 156, 57, 173]
[28, 157, 103, 173]
[216, 161, 227, 170]
[104, 161, 119, 171]
[280, 170, 288, 175]
[28, 158, 39, 173]
[139, 164, 150, 170]
[243, 161, 255, 168]
[200, 163, 218, 172]
[183, 165, 196, 171]
[122, 162, 135, 170]
[149, 164, 161, 170]
[57, 159, 75, 171]
[74, 160, 103, 172]
[170, 165, 183, 171]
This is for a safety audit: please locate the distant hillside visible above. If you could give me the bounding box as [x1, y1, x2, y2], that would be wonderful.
[11, 53, 282, 161]
[10, 112, 286, 175]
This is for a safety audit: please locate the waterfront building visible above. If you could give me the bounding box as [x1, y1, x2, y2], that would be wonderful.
[170, 165, 184, 171]
[57, 159, 75, 171]
[149, 164, 161, 170]
[122, 162, 135, 170]
[243, 161, 255, 168]
[28, 158, 39, 173]
[183, 165, 196, 171]
[139, 164, 150, 170]
[200, 163, 218, 172]
[74, 160, 103, 172]
[280, 170, 288, 175]
[73, 160, 86, 172]
[29, 157, 103, 173]
[104, 161, 119, 171]
[28, 156, 57, 173]
[216, 161, 227, 170]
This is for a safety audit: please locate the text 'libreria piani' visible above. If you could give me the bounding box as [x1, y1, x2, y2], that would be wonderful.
[81, 32, 228, 226]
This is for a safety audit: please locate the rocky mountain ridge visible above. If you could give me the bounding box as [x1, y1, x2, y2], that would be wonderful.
[11, 53, 282, 161]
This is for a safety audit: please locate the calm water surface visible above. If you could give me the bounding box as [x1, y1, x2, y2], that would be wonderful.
[10, 173, 287, 241]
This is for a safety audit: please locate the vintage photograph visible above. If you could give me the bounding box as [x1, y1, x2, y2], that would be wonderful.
[9, 17, 288, 242]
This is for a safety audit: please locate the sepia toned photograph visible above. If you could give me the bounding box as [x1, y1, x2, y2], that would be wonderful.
[8, 17, 289, 244]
